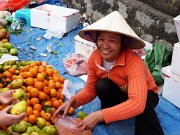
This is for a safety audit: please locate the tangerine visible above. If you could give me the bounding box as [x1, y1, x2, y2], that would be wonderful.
[25, 78, 35, 86]
[30, 98, 39, 106]
[33, 110, 40, 117]
[28, 114, 37, 124]
[27, 106, 33, 116]
[68, 107, 75, 115]
[39, 91, 48, 101]
[29, 88, 39, 98]
[37, 73, 45, 81]
[46, 68, 54, 77]
[52, 100, 62, 109]
[33, 104, 42, 112]
[34, 81, 45, 91]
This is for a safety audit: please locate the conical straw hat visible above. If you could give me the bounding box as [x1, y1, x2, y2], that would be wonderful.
[78, 11, 145, 49]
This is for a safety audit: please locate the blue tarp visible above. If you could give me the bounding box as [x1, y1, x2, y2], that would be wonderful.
[10, 25, 180, 135]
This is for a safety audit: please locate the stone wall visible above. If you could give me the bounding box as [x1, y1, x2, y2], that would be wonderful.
[62, 0, 180, 48]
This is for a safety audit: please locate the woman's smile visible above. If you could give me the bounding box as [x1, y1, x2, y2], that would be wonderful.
[96, 32, 122, 62]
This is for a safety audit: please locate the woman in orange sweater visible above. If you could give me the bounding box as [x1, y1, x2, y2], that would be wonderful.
[53, 11, 164, 135]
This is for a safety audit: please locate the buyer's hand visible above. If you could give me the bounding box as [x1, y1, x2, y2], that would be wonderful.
[51, 97, 76, 121]
[0, 90, 15, 105]
[74, 111, 104, 132]
[0, 105, 26, 126]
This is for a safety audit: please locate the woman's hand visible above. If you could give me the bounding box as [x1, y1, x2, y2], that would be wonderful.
[0, 90, 15, 105]
[0, 105, 26, 126]
[74, 111, 104, 132]
[51, 97, 76, 121]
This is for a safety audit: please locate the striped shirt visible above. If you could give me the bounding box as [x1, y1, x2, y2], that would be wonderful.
[73, 48, 158, 123]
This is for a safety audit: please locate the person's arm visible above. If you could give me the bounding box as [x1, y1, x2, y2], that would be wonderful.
[73, 53, 98, 107]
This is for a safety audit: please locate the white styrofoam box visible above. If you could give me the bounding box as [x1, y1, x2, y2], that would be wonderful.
[162, 66, 180, 108]
[174, 15, 180, 42]
[74, 35, 97, 58]
[170, 42, 180, 76]
[30, 4, 79, 33]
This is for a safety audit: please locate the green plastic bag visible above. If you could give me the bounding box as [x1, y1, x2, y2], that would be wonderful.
[144, 43, 172, 86]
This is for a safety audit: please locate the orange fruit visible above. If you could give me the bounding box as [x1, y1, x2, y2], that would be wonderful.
[60, 93, 64, 100]
[16, 75, 23, 79]
[37, 73, 45, 81]
[30, 62, 38, 67]
[43, 112, 52, 121]
[12, 75, 17, 80]
[52, 100, 62, 109]
[28, 114, 37, 124]
[22, 72, 33, 78]
[50, 97, 57, 102]
[30, 98, 39, 106]
[34, 81, 45, 91]
[39, 91, 48, 101]
[36, 61, 42, 66]
[50, 88, 57, 97]
[25, 78, 35, 86]
[27, 86, 34, 93]
[57, 88, 63, 93]
[3, 71, 13, 79]
[44, 101, 52, 107]
[55, 82, 63, 89]
[27, 106, 33, 116]
[51, 107, 56, 115]
[46, 68, 54, 77]
[27, 99, 31, 106]
[43, 87, 50, 95]
[20, 65, 30, 72]
[68, 107, 75, 115]
[38, 66, 46, 73]
[33, 110, 40, 117]
[33, 104, 42, 112]
[8, 68, 16, 75]
[29, 67, 38, 77]
[53, 76, 61, 82]
[60, 77, 65, 83]
[53, 70, 59, 74]
[29, 88, 39, 98]
[48, 80, 55, 88]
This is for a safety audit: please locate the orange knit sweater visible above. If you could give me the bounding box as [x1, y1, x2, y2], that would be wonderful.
[73, 49, 158, 124]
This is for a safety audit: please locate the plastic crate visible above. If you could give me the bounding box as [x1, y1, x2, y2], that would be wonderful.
[30, 4, 79, 33]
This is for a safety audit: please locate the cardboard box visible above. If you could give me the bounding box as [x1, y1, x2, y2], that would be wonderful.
[174, 15, 180, 42]
[30, 4, 79, 33]
[162, 66, 180, 108]
[171, 42, 180, 76]
[74, 35, 96, 58]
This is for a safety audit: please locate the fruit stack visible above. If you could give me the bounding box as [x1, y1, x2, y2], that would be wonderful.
[0, 25, 18, 58]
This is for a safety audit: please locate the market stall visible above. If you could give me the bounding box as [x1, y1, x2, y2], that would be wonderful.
[0, 4, 180, 135]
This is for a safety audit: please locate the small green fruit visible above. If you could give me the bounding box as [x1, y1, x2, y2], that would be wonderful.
[77, 111, 88, 119]
[10, 48, 18, 55]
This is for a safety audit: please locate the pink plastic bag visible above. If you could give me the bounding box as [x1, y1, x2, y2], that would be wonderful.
[63, 53, 88, 76]
[55, 116, 92, 135]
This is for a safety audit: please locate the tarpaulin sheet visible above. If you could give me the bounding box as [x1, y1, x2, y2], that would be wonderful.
[9, 25, 180, 135]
